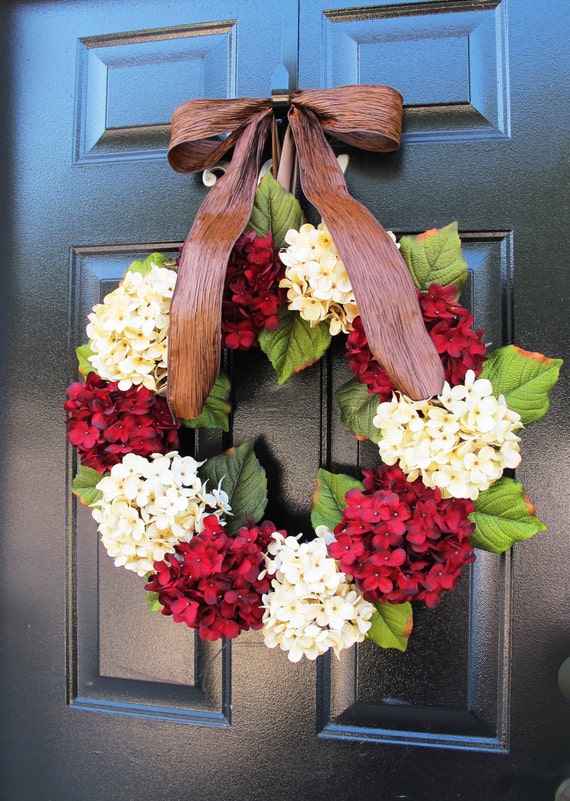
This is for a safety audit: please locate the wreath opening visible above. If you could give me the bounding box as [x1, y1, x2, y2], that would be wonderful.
[66, 151, 562, 664]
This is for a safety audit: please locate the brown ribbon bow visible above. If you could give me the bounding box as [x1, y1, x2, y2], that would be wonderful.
[167, 84, 444, 419]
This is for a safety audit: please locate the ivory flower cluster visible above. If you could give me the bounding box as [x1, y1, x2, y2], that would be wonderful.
[279, 223, 358, 335]
[86, 264, 176, 394]
[374, 371, 522, 500]
[92, 452, 231, 576]
[261, 527, 375, 662]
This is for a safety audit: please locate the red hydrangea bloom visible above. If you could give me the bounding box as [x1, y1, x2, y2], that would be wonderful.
[146, 516, 281, 640]
[221, 231, 287, 349]
[345, 283, 487, 397]
[64, 372, 180, 473]
[328, 464, 476, 608]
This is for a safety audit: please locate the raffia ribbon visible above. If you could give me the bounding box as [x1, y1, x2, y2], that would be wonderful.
[167, 85, 444, 420]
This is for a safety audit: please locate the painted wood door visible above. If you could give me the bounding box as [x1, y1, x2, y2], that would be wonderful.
[1, 1, 568, 799]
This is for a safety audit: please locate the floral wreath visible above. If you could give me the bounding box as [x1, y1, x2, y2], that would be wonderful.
[66, 167, 562, 663]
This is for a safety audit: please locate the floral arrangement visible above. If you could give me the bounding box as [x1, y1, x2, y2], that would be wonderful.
[66, 171, 562, 662]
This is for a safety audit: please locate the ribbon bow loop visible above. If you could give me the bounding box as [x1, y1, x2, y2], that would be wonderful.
[168, 97, 272, 174]
[167, 85, 444, 420]
[291, 84, 403, 153]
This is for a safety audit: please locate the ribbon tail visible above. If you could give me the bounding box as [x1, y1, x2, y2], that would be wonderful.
[276, 125, 298, 195]
[167, 110, 272, 419]
[289, 106, 444, 401]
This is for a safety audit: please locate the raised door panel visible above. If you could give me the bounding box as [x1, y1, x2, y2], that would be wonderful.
[76, 21, 239, 163]
[303, 0, 509, 141]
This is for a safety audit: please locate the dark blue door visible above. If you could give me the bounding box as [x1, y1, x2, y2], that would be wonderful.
[1, 1, 568, 799]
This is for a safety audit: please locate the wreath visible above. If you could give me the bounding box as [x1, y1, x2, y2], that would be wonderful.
[66, 160, 562, 663]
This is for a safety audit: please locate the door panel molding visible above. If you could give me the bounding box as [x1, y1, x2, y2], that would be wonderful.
[75, 21, 237, 164]
[303, 0, 510, 142]
[319, 229, 514, 750]
[67, 245, 231, 726]
[316, 550, 511, 750]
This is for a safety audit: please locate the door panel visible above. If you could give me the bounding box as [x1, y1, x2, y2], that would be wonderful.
[72, 244, 231, 724]
[1, 1, 569, 800]
[316, 232, 513, 751]
[76, 21, 239, 163]
[301, 1, 509, 142]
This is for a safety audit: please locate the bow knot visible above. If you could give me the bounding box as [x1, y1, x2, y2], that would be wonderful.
[167, 85, 444, 420]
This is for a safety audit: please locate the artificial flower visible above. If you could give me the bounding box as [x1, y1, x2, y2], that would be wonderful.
[146, 517, 277, 640]
[91, 452, 231, 576]
[279, 223, 358, 335]
[261, 527, 375, 662]
[221, 231, 287, 349]
[346, 284, 487, 397]
[64, 372, 180, 473]
[86, 263, 176, 394]
[65, 210, 559, 660]
[373, 371, 522, 500]
[329, 464, 475, 608]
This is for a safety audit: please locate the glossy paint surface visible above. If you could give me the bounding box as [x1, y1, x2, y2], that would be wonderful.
[0, 1, 568, 799]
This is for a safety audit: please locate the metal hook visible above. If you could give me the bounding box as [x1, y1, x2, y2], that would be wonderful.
[271, 63, 290, 118]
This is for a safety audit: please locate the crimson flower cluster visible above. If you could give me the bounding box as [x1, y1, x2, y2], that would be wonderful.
[146, 517, 281, 640]
[329, 464, 476, 608]
[221, 231, 287, 349]
[346, 283, 487, 397]
[64, 372, 180, 473]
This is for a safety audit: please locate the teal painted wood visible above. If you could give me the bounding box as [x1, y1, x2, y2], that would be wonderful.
[0, 1, 568, 799]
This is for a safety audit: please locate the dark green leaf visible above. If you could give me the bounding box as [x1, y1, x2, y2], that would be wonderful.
[469, 477, 547, 553]
[182, 372, 231, 432]
[259, 307, 331, 384]
[366, 601, 413, 651]
[247, 172, 304, 248]
[399, 221, 468, 297]
[335, 378, 381, 442]
[481, 345, 563, 425]
[311, 469, 363, 530]
[198, 440, 267, 534]
[72, 464, 104, 507]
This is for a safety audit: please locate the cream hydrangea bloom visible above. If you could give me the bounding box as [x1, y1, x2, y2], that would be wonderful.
[91, 452, 231, 576]
[86, 264, 176, 395]
[279, 223, 359, 335]
[373, 370, 522, 500]
[261, 526, 375, 662]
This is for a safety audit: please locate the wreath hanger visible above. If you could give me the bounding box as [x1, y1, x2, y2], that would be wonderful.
[270, 65, 296, 194]
[166, 79, 445, 420]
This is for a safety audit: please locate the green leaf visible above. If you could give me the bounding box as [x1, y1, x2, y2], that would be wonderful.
[72, 464, 103, 507]
[76, 342, 97, 378]
[335, 378, 382, 443]
[366, 601, 413, 652]
[126, 252, 172, 276]
[399, 221, 468, 297]
[247, 172, 304, 248]
[198, 440, 268, 534]
[182, 372, 231, 432]
[481, 345, 563, 425]
[259, 307, 331, 384]
[146, 590, 163, 613]
[469, 477, 547, 553]
[311, 469, 363, 530]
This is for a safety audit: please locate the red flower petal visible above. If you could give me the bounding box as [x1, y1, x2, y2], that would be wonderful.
[329, 464, 475, 607]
